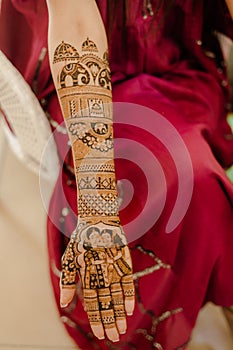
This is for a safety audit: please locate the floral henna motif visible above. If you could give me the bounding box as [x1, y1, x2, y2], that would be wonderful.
[68, 121, 113, 152]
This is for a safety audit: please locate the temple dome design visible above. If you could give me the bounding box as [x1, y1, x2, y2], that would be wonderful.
[53, 41, 79, 63]
[82, 37, 98, 52]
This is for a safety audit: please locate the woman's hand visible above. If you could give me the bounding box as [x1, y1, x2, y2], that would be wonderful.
[60, 221, 135, 342]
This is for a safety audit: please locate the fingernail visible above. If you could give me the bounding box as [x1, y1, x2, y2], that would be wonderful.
[112, 338, 120, 343]
[98, 336, 105, 340]
[60, 303, 68, 308]
[127, 312, 133, 316]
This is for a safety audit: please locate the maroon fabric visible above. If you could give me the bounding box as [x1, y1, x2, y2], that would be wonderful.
[1, 1, 233, 349]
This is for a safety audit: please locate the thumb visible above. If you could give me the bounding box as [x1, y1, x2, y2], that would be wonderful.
[60, 286, 76, 308]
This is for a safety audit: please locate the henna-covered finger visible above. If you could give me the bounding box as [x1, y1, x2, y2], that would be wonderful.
[110, 282, 127, 334]
[60, 287, 76, 308]
[121, 274, 135, 316]
[60, 240, 78, 307]
[105, 326, 120, 343]
[98, 287, 119, 342]
[84, 288, 105, 340]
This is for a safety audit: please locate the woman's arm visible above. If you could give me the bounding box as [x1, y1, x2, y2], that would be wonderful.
[47, 0, 108, 58]
[46, 0, 134, 343]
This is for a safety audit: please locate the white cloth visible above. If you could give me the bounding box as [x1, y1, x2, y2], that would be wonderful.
[0, 50, 59, 182]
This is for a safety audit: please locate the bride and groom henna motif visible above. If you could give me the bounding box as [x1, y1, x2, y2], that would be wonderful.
[61, 223, 134, 340]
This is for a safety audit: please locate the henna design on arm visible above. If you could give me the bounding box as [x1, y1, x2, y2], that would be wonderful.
[54, 39, 118, 225]
[52, 39, 135, 342]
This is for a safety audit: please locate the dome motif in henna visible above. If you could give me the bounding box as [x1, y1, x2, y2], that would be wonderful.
[53, 41, 79, 63]
[82, 37, 98, 53]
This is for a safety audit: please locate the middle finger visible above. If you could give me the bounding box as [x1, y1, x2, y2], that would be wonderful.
[98, 287, 119, 342]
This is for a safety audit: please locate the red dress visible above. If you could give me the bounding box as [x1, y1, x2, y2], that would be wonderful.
[1, 1, 233, 349]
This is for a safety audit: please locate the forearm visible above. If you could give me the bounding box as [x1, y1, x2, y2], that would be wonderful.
[47, 1, 119, 225]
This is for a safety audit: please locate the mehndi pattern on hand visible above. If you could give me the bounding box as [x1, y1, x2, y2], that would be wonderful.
[61, 222, 134, 341]
[53, 38, 135, 342]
